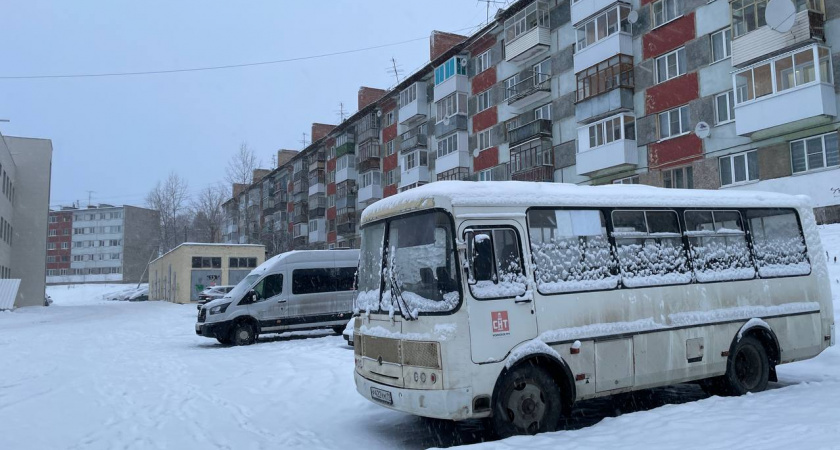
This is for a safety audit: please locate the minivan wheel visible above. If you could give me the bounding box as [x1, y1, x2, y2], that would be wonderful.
[492, 365, 562, 438]
[332, 326, 344, 335]
[231, 322, 256, 346]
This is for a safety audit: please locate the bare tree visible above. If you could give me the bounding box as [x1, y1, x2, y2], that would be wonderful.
[191, 184, 226, 243]
[146, 172, 190, 252]
[225, 142, 258, 186]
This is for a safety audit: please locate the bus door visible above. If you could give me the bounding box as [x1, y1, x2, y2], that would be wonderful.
[461, 220, 537, 364]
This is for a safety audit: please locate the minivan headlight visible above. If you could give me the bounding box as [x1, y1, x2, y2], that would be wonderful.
[209, 303, 231, 315]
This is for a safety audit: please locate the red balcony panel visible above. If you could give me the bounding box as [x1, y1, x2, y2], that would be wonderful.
[327, 182, 336, 196]
[327, 231, 337, 243]
[382, 123, 397, 143]
[472, 106, 497, 133]
[649, 133, 703, 170]
[472, 69, 497, 95]
[327, 206, 336, 220]
[643, 13, 695, 60]
[288, 222, 294, 233]
[474, 147, 499, 172]
[384, 184, 398, 198]
[383, 153, 399, 172]
[327, 159, 336, 171]
[645, 72, 698, 116]
[287, 202, 294, 213]
[325, 137, 336, 148]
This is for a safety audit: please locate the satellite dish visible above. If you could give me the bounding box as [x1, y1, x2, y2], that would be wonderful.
[460, 58, 468, 68]
[765, 0, 796, 33]
[695, 121, 711, 139]
[443, 116, 451, 126]
[473, 148, 480, 158]
[627, 10, 639, 24]
[376, 110, 382, 117]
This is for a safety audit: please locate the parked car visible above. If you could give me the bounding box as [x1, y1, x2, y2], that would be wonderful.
[342, 318, 354, 346]
[195, 249, 359, 345]
[197, 285, 234, 304]
[44, 295, 53, 306]
[127, 287, 149, 302]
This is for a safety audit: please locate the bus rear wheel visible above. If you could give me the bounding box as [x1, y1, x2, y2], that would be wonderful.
[492, 365, 562, 438]
[703, 335, 770, 396]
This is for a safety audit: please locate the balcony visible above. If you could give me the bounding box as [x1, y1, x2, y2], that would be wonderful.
[507, 72, 551, 109]
[336, 194, 356, 211]
[308, 159, 325, 173]
[732, 9, 825, 68]
[508, 119, 552, 146]
[356, 126, 380, 144]
[574, 32, 633, 74]
[335, 163, 356, 184]
[357, 143, 381, 173]
[399, 166, 430, 188]
[733, 45, 835, 136]
[358, 184, 383, 204]
[293, 211, 309, 225]
[398, 82, 428, 125]
[308, 182, 325, 197]
[400, 126, 428, 152]
[467, 163, 510, 181]
[575, 86, 634, 123]
[504, 1, 550, 62]
[308, 221, 326, 244]
[434, 114, 468, 137]
[572, 0, 626, 26]
[337, 209, 357, 235]
[511, 165, 554, 182]
[335, 138, 356, 159]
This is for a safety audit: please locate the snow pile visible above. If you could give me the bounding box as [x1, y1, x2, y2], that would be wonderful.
[360, 322, 457, 341]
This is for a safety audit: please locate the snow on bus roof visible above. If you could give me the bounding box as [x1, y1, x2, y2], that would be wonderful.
[360, 181, 811, 224]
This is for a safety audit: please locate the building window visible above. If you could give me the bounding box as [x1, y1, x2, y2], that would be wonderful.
[385, 111, 395, 126]
[475, 50, 491, 74]
[385, 140, 395, 156]
[478, 169, 493, 181]
[731, 0, 767, 38]
[663, 166, 694, 189]
[575, 4, 631, 51]
[534, 103, 551, 121]
[477, 90, 492, 112]
[715, 91, 735, 125]
[49, 216, 57, 223]
[576, 55, 634, 102]
[478, 129, 491, 151]
[49, 229, 57, 236]
[533, 59, 551, 85]
[656, 48, 686, 83]
[586, 114, 636, 150]
[437, 133, 459, 158]
[652, 0, 679, 28]
[436, 167, 470, 181]
[720, 150, 759, 186]
[399, 84, 416, 107]
[504, 0, 549, 43]
[658, 105, 690, 140]
[734, 46, 832, 104]
[385, 169, 397, 186]
[47, 242, 56, 250]
[613, 175, 640, 184]
[61, 242, 69, 249]
[790, 132, 839, 174]
[503, 75, 519, 100]
[711, 28, 732, 62]
[435, 92, 467, 123]
[510, 139, 552, 173]
[360, 171, 381, 188]
[434, 56, 467, 85]
[404, 151, 428, 170]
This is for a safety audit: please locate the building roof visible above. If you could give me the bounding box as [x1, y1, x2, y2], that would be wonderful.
[150, 242, 265, 265]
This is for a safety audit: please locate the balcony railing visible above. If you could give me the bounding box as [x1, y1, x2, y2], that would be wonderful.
[400, 134, 428, 153]
[511, 165, 554, 182]
[467, 163, 510, 181]
[508, 119, 552, 146]
[335, 138, 356, 159]
[357, 158, 380, 173]
[356, 126, 380, 144]
[507, 72, 551, 108]
[308, 159, 325, 173]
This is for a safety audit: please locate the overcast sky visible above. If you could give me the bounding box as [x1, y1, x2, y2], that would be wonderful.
[0, 0, 501, 209]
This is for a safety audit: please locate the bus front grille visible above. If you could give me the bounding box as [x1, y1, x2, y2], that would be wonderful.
[362, 336, 401, 364]
[402, 340, 441, 369]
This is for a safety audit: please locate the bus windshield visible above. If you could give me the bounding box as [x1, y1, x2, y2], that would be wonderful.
[355, 210, 460, 317]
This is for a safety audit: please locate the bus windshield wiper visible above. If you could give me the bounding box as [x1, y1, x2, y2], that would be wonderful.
[389, 270, 417, 321]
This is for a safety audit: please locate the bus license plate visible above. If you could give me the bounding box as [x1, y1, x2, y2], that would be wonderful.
[370, 387, 393, 405]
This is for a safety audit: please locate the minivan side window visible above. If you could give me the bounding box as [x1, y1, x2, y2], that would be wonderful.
[293, 267, 357, 295]
[252, 274, 283, 302]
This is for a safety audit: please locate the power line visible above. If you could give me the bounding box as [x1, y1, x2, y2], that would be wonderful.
[0, 25, 479, 80]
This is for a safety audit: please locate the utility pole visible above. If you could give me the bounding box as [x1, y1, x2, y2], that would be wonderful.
[86, 190, 95, 207]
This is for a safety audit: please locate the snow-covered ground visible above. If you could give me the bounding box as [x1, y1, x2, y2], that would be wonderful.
[1, 225, 839, 450]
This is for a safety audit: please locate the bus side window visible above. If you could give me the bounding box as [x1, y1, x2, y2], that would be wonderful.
[685, 210, 755, 282]
[745, 208, 810, 277]
[467, 228, 527, 299]
[612, 210, 691, 288]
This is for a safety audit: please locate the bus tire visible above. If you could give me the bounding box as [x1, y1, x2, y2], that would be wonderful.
[231, 321, 257, 346]
[492, 364, 562, 437]
[722, 335, 770, 396]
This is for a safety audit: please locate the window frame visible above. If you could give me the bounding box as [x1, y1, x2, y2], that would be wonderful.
[663, 165, 694, 189]
[714, 90, 736, 125]
[657, 105, 690, 141]
[790, 131, 840, 174]
[464, 225, 528, 301]
[710, 28, 732, 63]
[651, 0, 680, 29]
[719, 150, 759, 186]
[477, 89, 492, 112]
[655, 47, 686, 84]
[475, 50, 491, 74]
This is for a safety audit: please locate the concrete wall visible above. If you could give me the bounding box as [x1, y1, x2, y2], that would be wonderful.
[123, 206, 161, 283]
[5, 136, 52, 308]
[0, 134, 18, 286]
[149, 243, 265, 304]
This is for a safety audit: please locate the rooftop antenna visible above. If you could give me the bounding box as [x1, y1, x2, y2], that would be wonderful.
[86, 190, 95, 208]
[477, 0, 506, 23]
[388, 57, 404, 85]
[335, 102, 348, 122]
[299, 133, 309, 149]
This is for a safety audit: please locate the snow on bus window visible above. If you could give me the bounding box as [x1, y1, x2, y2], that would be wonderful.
[527, 209, 618, 294]
[684, 210, 756, 282]
[469, 228, 527, 299]
[355, 222, 385, 312]
[612, 210, 691, 288]
[746, 209, 810, 277]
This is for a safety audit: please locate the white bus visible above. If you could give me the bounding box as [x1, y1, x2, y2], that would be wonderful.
[352, 181, 835, 437]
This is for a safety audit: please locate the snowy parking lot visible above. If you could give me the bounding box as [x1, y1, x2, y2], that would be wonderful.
[2, 225, 840, 449]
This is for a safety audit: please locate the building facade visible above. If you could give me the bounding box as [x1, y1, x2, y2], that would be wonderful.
[222, 0, 840, 256]
[45, 204, 160, 285]
[0, 134, 53, 309]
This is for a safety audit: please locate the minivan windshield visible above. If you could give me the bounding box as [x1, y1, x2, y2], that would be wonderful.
[225, 273, 261, 302]
[356, 210, 460, 317]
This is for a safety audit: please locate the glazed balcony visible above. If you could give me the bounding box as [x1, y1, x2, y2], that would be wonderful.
[732, 9, 825, 68]
[508, 119, 552, 146]
[504, 1, 550, 62]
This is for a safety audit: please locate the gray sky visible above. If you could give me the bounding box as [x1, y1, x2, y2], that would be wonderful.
[0, 0, 500, 208]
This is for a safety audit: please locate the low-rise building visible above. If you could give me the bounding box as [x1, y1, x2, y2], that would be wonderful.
[148, 243, 265, 304]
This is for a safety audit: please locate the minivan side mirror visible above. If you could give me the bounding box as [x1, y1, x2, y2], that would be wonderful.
[246, 289, 258, 304]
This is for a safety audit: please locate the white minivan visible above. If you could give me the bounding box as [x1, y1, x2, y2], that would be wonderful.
[195, 249, 359, 345]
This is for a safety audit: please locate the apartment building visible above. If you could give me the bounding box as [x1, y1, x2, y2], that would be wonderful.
[221, 0, 840, 255]
[0, 134, 52, 309]
[45, 204, 160, 284]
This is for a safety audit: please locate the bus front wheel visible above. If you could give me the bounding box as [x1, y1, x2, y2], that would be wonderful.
[492, 364, 562, 437]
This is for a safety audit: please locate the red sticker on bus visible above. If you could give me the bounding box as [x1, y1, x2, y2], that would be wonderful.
[492, 311, 510, 335]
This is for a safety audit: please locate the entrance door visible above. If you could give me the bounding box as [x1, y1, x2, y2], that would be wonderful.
[248, 273, 286, 327]
[461, 220, 538, 364]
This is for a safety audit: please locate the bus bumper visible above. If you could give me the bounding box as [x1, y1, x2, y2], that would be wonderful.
[354, 371, 474, 420]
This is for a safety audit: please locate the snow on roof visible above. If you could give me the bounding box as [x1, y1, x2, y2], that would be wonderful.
[361, 181, 811, 224]
[248, 249, 360, 275]
[150, 242, 266, 265]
